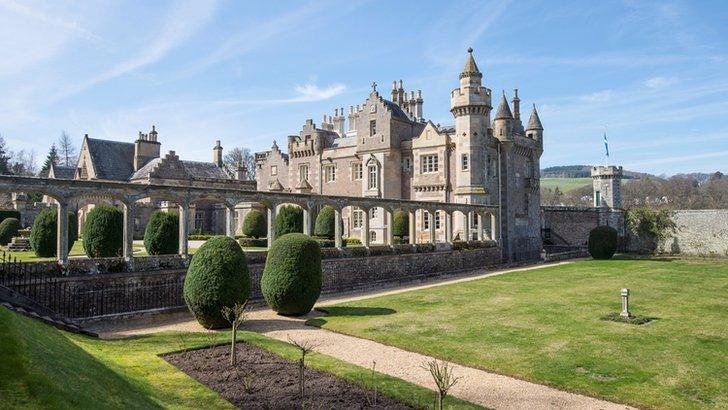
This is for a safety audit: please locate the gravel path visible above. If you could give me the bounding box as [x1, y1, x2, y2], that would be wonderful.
[91, 262, 634, 410]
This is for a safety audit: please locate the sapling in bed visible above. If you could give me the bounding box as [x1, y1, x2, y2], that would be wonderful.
[287, 336, 320, 408]
[422, 359, 462, 410]
[221, 301, 248, 366]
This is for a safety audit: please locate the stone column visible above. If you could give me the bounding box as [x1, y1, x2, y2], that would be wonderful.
[123, 202, 135, 267]
[445, 211, 453, 243]
[334, 207, 342, 249]
[386, 208, 394, 247]
[267, 204, 277, 248]
[428, 210, 436, 244]
[303, 206, 312, 236]
[362, 208, 370, 248]
[491, 212, 499, 243]
[56, 201, 69, 268]
[178, 202, 189, 258]
[483, 212, 492, 240]
[476, 213, 483, 241]
[408, 209, 416, 245]
[464, 211, 471, 241]
[225, 205, 235, 238]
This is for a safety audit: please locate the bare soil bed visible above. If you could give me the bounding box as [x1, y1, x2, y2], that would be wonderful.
[164, 343, 413, 409]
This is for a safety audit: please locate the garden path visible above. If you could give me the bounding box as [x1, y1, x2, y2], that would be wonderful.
[93, 261, 634, 410]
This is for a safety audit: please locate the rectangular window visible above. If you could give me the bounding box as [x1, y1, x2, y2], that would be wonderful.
[423, 211, 430, 230]
[435, 212, 441, 230]
[420, 154, 439, 173]
[324, 165, 336, 182]
[352, 162, 362, 180]
[368, 165, 378, 189]
[461, 154, 469, 171]
[299, 164, 309, 182]
[595, 191, 601, 207]
[270, 165, 277, 176]
[369, 208, 378, 219]
[369, 120, 376, 136]
[403, 158, 411, 171]
[352, 210, 363, 228]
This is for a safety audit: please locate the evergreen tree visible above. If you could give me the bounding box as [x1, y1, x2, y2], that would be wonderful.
[0, 136, 11, 175]
[39, 144, 59, 176]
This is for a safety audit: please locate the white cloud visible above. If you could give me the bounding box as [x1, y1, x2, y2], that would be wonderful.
[645, 76, 678, 89]
[288, 83, 346, 103]
[0, 0, 103, 42]
[580, 90, 613, 102]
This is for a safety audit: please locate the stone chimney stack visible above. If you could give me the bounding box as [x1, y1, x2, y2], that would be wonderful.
[235, 161, 247, 180]
[213, 140, 223, 167]
[134, 125, 161, 171]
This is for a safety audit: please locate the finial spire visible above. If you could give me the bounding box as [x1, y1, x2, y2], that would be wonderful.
[526, 104, 543, 130]
[371, 81, 378, 93]
[495, 91, 513, 120]
[460, 48, 482, 79]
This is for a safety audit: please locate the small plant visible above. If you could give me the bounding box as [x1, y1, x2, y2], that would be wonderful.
[358, 361, 378, 407]
[238, 368, 256, 394]
[421, 359, 462, 410]
[221, 301, 248, 366]
[287, 336, 320, 408]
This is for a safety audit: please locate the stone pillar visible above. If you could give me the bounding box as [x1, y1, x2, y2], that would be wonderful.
[445, 211, 453, 243]
[225, 205, 235, 238]
[386, 209, 394, 246]
[476, 213, 483, 241]
[428, 210, 436, 244]
[334, 207, 342, 249]
[362, 208, 370, 248]
[490, 212, 499, 243]
[464, 211, 471, 241]
[408, 209, 416, 245]
[178, 202, 189, 258]
[303, 207, 312, 236]
[56, 201, 69, 268]
[267, 204, 277, 248]
[123, 202, 135, 267]
[484, 212, 492, 240]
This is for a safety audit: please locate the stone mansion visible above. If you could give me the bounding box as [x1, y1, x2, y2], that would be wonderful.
[255, 49, 544, 260]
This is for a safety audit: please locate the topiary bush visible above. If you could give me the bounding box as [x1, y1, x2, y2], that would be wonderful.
[143, 211, 179, 255]
[393, 210, 409, 238]
[29, 208, 77, 257]
[588, 225, 619, 260]
[275, 205, 303, 237]
[183, 236, 250, 329]
[242, 209, 266, 239]
[0, 217, 22, 245]
[261, 233, 322, 316]
[0, 210, 21, 225]
[313, 206, 335, 239]
[82, 204, 124, 258]
[238, 237, 267, 248]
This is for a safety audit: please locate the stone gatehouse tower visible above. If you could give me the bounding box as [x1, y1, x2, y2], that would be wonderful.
[255, 49, 544, 261]
[592, 165, 623, 209]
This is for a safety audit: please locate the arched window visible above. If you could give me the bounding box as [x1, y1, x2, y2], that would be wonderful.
[369, 230, 377, 243]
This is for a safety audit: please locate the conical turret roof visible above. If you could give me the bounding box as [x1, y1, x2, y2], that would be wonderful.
[494, 92, 513, 120]
[460, 48, 482, 79]
[526, 105, 543, 130]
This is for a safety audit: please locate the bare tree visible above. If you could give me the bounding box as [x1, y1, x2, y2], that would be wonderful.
[10, 149, 37, 176]
[57, 131, 77, 166]
[421, 359, 462, 410]
[287, 336, 320, 408]
[223, 146, 256, 180]
[221, 301, 248, 366]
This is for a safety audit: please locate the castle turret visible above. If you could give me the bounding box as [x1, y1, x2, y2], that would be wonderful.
[213, 140, 223, 167]
[134, 125, 161, 171]
[493, 92, 513, 140]
[525, 104, 544, 142]
[592, 165, 623, 208]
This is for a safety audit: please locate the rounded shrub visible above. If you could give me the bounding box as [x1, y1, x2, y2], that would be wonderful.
[183, 236, 250, 329]
[82, 204, 123, 257]
[0, 217, 22, 245]
[313, 206, 335, 239]
[275, 205, 303, 237]
[261, 233, 322, 316]
[143, 211, 179, 255]
[29, 208, 77, 257]
[393, 210, 409, 238]
[242, 209, 266, 239]
[588, 225, 619, 260]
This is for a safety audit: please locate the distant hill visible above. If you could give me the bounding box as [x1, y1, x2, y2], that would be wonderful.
[541, 165, 651, 179]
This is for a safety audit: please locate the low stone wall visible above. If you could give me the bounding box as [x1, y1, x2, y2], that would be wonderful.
[541, 206, 625, 247]
[12, 254, 190, 276]
[43, 246, 501, 320]
[628, 210, 728, 257]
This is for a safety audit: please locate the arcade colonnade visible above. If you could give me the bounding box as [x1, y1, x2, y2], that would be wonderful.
[0, 176, 500, 267]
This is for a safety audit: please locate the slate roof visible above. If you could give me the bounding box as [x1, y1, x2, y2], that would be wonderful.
[382, 99, 412, 121]
[130, 157, 231, 181]
[460, 48, 482, 79]
[526, 105, 544, 130]
[50, 164, 76, 179]
[86, 138, 135, 181]
[436, 124, 456, 134]
[494, 93, 513, 120]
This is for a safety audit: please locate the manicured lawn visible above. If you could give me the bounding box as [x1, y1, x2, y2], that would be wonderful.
[311, 258, 728, 409]
[0, 307, 480, 409]
[540, 177, 592, 192]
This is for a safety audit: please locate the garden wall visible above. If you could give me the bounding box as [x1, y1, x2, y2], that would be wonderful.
[628, 210, 728, 257]
[541, 206, 625, 246]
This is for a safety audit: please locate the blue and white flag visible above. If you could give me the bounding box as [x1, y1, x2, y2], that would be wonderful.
[603, 132, 610, 158]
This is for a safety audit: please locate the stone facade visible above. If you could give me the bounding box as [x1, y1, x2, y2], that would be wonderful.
[592, 165, 623, 208]
[628, 210, 728, 256]
[255, 49, 544, 261]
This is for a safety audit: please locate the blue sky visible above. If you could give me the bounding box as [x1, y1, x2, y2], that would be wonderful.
[1, 0, 726, 176]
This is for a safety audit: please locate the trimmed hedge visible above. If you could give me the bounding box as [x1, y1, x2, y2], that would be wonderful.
[82, 204, 123, 258]
[261, 233, 322, 316]
[588, 225, 618, 260]
[313, 206, 335, 239]
[345, 237, 362, 246]
[393, 210, 409, 238]
[0, 210, 21, 225]
[242, 210, 266, 239]
[275, 205, 303, 237]
[0, 217, 22, 245]
[29, 208, 77, 257]
[238, 237, 267, 248]
[143, 211, 179, 255]
[183, 236, 250, 329]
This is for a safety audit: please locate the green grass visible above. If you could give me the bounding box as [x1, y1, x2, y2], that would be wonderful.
[310, 258, 728, 409]
[0, 306, 480, 409]
[540, 177, 592, 193]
